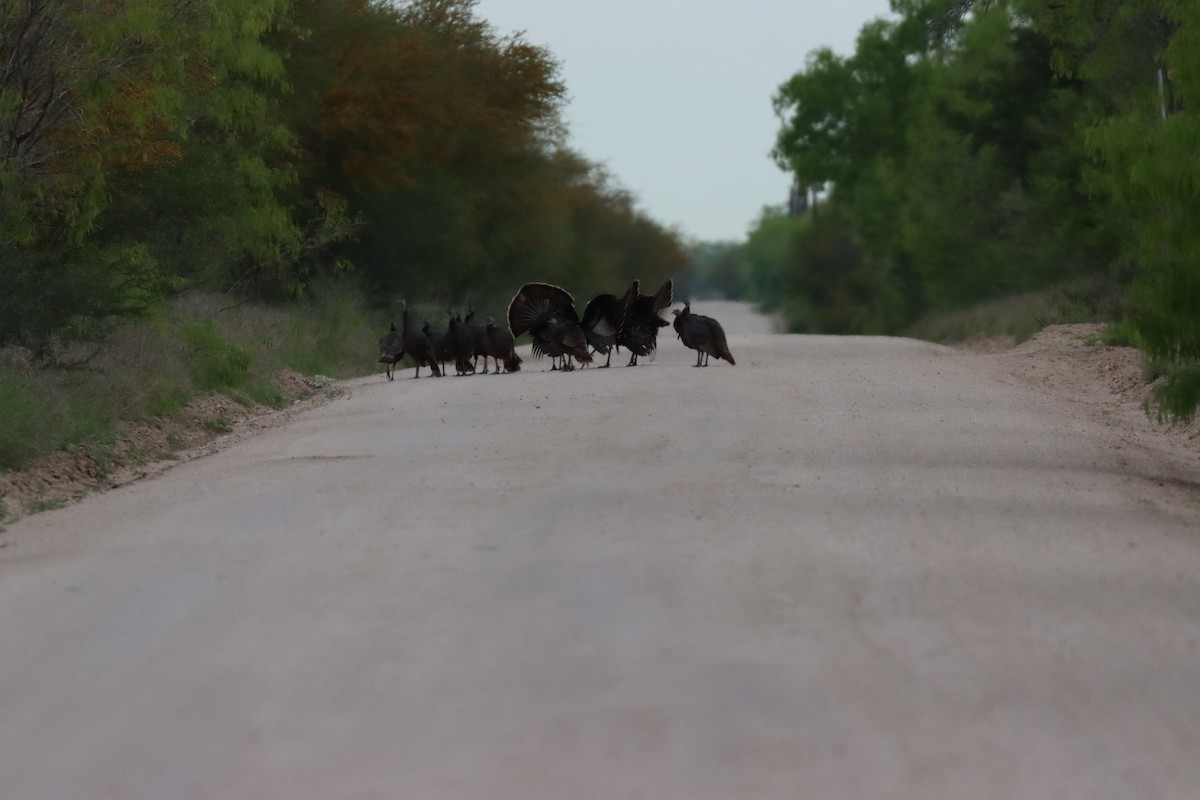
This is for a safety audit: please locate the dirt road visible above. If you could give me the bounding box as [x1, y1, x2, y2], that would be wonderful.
[2, 302, 1198, 799]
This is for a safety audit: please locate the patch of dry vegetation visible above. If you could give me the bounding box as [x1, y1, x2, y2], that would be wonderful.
[0, 288, 382, 524]
[0, 371, 338, 522]
[904, 279, 1128, 347]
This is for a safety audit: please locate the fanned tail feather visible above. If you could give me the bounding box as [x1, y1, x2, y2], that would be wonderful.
[508, 282, 578, 338]
[651, 279, 673, 312]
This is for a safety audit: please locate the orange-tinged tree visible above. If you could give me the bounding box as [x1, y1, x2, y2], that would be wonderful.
[275, 0, 685, 307]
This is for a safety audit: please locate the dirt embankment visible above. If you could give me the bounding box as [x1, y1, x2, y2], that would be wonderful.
[962, 323, 1200, 505]
[0, 370, 339, 522]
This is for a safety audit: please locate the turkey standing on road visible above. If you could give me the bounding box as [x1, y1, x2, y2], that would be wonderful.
[616, 278, 672, 366]
[399, 300, 442, 378]
[446, 312, 477, 376]
[508, 282, 593, 371]
[484, 316, 522, 373]
[545, 317, 593, 371]
[378, 322, 404, 380]
[422, 318, 451, 375]
[580, 293, 620, 367]
[464, 307, 492, 374]
[673, 300, 735, 367]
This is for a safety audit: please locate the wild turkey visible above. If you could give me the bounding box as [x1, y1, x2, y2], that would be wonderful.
[616, 278, 672, 366]
[546, 316, 593, 371]
[464, 307, 492, 374]
[484, 316, 523, 373]
[580, 293, 620, 367]
[673, 300, 735, 367]
[399, 300, 442, 378]
[422, 318, 451, 375]
[446, 311, 477, 376]
[507, 282, 593, 371]
[378, 322, 404, 380]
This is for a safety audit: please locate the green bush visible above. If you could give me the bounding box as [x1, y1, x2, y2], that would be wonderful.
[0, 371, 115, 472]
[181, 322, 252, 391]
[62, 401, 114, 452]
[142, 378, 191, 417]
[0, 284, 392, 476]
[0, 245, 163, 354]
[1100, 320, 1140, 348]
[1148, 366, 1200, 424]
[0, 374, 42, 470]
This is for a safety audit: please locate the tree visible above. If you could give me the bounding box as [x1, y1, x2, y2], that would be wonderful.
[271, 0, 683, 309]
[767, 0, 1106, 332]
[1061, 1, 1200, 419]
[0, 0, 314, 347]
[771, 16, 917, 201]
[0, 0, 688, 352]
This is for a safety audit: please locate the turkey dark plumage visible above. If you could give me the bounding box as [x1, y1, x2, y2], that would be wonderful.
[484, 316, 522, 374]
[446, 311, 477, 376]
[399, 301, 441, 378]
[672, 300, 735, 367]
[377, 322, 404, 380]
[507, 282, 593, 371]
[616, 278, 672, 366]
[464, 307, 493, 374]
[422, 318, 451, 375]
[580, 293, 621, 367]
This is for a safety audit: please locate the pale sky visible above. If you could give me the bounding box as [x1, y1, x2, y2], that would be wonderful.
[473, 0, 896, 242]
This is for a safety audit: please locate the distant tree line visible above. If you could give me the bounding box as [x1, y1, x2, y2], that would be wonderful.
[0, 0, 686, 353]
[704, 0, 1199, 419]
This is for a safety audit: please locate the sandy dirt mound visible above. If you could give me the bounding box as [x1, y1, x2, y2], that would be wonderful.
[964, 323, 1200, 506]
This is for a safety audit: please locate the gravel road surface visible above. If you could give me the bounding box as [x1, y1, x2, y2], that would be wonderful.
[2, 302, 1198, 799]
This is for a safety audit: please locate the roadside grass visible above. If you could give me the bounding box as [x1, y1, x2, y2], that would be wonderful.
[24, 497, 70, 515]
[0, 283, 380, 476]
[1098, 319, 1141, 348]
[904, 277, 1129, 345]
[202, 417, 235, 434]
[0, 371, 117, 472]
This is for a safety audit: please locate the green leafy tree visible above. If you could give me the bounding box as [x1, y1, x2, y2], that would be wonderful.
[768, 0, 1107, 333]
[0, 0, 316, 348]
[772, 17, 917, 202]
[1059, 0, 1200, 419]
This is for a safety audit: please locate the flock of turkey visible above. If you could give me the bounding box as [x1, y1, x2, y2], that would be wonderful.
[377, 280, 735, 380]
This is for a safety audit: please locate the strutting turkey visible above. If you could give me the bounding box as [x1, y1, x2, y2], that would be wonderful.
[484, 316, 523, 373]
[399, 301, 441, 378]
[377, 322, 404, 380]
[616, 278, 673, 366]
[507, 282, 593, 371]
[673, 300, 735, 366]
